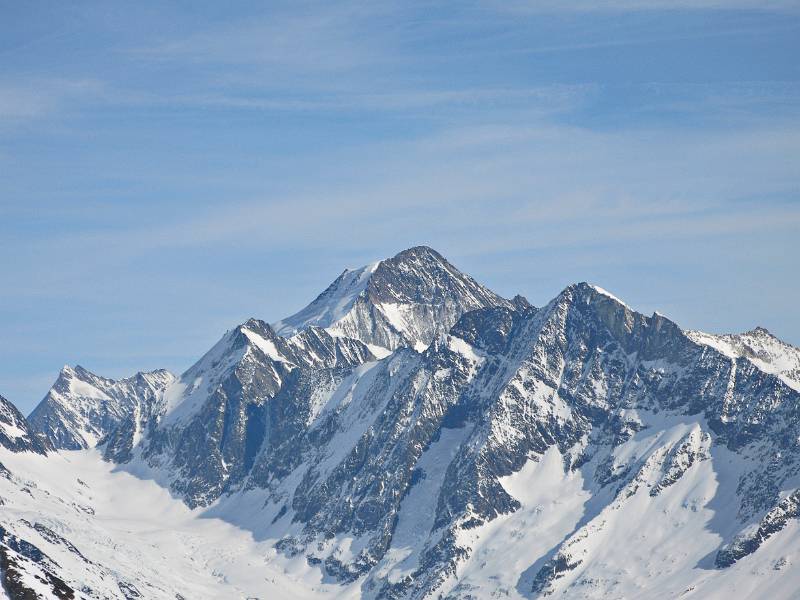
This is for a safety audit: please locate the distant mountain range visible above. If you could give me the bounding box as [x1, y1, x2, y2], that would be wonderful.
[2, 246, 800, 599]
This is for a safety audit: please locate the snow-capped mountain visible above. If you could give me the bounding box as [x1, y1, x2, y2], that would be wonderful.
[686, 327, 800, 391]
[4, 247, 800, 600]
[0, 395, 50, 455]
[115, 318, 377, 507]
[274, 246, 515, 353]
[27, 366, 176, 450]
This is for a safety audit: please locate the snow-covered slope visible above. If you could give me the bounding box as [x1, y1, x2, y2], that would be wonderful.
[4, 247, 800, 600]
[686, 327, 800, 391]
[27, 366, 176, 450]
[0, 448, 359, 600]
[274, 246, 515, 352]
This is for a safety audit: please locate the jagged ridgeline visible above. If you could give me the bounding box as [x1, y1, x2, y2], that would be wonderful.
[3, 245, 800, 600]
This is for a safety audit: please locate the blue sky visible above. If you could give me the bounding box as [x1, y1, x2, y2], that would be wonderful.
[1, 1, 799, 413]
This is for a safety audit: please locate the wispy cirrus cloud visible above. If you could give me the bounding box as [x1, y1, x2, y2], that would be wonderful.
[0, 79, 103, 122]
[129, 2, 393, 72]
[121, 84, 596, 117]
[6, 114, 798, 270]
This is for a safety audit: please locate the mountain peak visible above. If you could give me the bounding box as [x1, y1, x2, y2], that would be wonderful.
[274, 246, 512, 351]
[55, 364, 112, 385]
[369, 246, 504, 306]
[749, 325, 773, 337]
[390, 244, 444, 263]
[273, 261, 379, 336]
[548, 282, 632, 314]
[685, 326, 800, 392]
[238, 317, 279, 343]
[1, 393, 51, 454]
[28, 365, 175, 450]
[586, 282, 627, 303]
[510, 294, 532, 311]
[241, 316, 270, 331]
[56, 364, 80, 381]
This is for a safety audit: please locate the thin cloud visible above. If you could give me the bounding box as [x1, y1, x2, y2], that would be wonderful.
[8, 116, 798, 274]
[126, 84, 595, 116]
[0, 79, 104, 122]
[130, 3, 392, 72]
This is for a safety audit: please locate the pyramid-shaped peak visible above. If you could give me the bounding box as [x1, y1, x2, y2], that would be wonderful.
[29, 361, 175, 450]
[274, 246, 512, 351]
[57, 364, 81, 379]
[240, 317, 277, 337]
[369, 246, 507, 306]
[389, 245, 445, 262]
[54, 364, 93, 386]
[0, 393, 51, 454]
[549, 282, 634, 313]
[748, 326, 773, 337]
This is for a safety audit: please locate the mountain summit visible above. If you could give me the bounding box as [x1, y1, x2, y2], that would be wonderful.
[28, 365, 176, 450]
[686, 326, 800, 391]
[273, 246, 514, 352]
[0, 394, 50, 455]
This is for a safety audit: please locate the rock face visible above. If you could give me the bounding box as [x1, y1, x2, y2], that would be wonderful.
[9, 247, 800, 599]
[128, 318, 378, 507]
[0, 394, 50, 455]
[273, 246, 514, 352]
[28, 366, 176, 450]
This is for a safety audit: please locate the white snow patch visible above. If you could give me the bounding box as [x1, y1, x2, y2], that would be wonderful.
[67, 377, 111, 402]
[446, 335, 485, 364]
[241, 327, 291, 364]
[366, 344, 392, 359]
[1, 421, 27, 440]
[377, 302, 410, 336]
[686, 330, 739, 359]
[588, 284, 630, 309]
